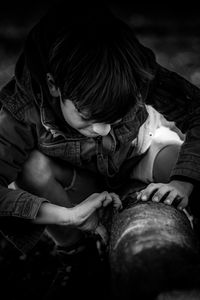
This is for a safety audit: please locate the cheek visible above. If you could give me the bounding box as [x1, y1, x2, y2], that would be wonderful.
[60, 102, 92, 129]
[64, 112, 91, 129]
[76, 122, 92, 130]
[62, 110, 77, 126]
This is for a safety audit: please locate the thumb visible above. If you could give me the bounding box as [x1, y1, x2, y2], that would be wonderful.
[94, 223, 108, 245]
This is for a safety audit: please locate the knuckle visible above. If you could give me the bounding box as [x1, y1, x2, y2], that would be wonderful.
[155, 191, 162, 199]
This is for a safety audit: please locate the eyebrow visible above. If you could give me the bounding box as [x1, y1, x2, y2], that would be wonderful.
[80, 114, 122, 125]
[74, 102, 122, 125]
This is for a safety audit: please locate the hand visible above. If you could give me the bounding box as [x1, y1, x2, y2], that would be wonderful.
[70, 191, 122, 232]
[136, 180, 194, 210]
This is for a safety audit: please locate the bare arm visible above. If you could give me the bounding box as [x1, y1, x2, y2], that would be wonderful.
[32, 202, 71, 225]
[32, 191, 122, 232]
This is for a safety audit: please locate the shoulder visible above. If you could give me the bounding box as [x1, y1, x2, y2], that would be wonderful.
[0, 78, 34, 123]
[0, 52, 39, 123]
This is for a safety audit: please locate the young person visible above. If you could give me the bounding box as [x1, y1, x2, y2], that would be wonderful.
[0, 1, 199, 255]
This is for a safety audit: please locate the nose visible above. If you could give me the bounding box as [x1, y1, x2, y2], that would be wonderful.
[92, 123, 111, 136]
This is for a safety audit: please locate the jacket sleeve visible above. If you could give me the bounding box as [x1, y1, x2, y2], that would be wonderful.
[145, 64, 200, 182]
[0, 108, 48, 253]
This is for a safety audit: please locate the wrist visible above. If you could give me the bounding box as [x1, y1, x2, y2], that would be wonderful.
[171, 179, 194, 195]
[171, 175, 197, 186]
[171, 179, 194, 187]
[34, 202, 74, 226]
[58, 206, 76, 226]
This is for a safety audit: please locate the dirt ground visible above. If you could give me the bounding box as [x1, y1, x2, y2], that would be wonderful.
[0, 4, 200, 300]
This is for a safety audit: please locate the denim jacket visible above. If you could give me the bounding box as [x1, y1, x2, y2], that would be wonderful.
[1, 8, 200, 253]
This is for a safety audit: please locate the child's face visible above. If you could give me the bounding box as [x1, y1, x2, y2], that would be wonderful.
[60, 98, 113, 137]
[46, 73, 120, 137]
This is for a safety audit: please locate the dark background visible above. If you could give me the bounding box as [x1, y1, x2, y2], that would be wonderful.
[0, 1, 200, 299]
[1, 0, 200, 89]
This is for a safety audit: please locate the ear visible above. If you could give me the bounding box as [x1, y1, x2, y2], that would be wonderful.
[46, 73, 60, 97]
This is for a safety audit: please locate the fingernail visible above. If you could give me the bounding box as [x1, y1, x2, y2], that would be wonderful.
[165, 200, 170, 204]
[153, 197, 158, 202]
[141, 195, 147, 201]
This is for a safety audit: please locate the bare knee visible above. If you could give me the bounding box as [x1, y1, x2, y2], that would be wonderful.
[16, 150, 54, 189]
[153, 143, 181, 183]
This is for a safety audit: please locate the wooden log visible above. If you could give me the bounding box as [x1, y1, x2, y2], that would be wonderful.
[109, 193, 200, 300]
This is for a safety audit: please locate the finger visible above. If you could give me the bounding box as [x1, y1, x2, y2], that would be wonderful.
[163, 190, 178, 206]
[136, 189, 146, 200]
[152, 186, 172, 203]
[102, 194, 113, 207]
[138, 183, 161, 201]
[94, 223, 108, 245]
[177, 197, 189, 210]
[110, 193, 122, 210]
[136, 191, 148, 201]
[84, 191, 109, 211]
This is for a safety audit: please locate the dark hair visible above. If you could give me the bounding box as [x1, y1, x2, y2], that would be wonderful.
[49, 17, 155, 123]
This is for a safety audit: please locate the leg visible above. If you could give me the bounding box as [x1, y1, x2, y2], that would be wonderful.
[151, 126, 182, 183]
[153, 143, 181, 183]
[131, 126, 183, 184]
[15, 150, 103, 248]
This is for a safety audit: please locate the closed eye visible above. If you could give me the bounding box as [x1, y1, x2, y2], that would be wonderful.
[111, 119, 122, 126]
[78, 111, 92, 122]
[80, 115, 91, 121]
[79, 110, 122, 125]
